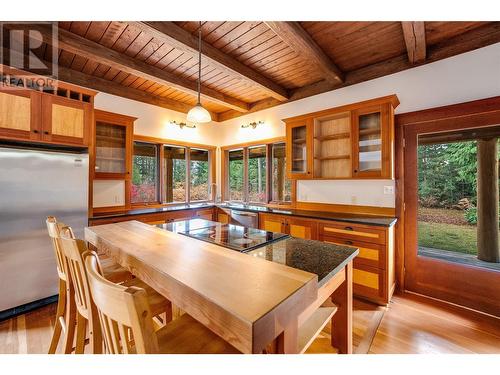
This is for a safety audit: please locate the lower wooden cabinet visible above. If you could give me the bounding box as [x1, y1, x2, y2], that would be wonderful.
[319, 221, 394, 305]
[259, 213, 318, 240]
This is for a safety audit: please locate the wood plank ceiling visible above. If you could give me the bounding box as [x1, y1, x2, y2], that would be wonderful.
[3, 21, 499, 122]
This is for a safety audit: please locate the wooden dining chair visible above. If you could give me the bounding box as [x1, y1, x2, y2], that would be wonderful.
[83, 250, 239, 354]
[47, 217, 138, 353]
[57, 227, 172, 354]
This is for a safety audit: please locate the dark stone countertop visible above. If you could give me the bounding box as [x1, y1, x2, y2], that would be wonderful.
[160, 218, 358, 288]
[90, 202, 396, 227]
[246, 238, 358, 287]
[218, 203, 396, 227]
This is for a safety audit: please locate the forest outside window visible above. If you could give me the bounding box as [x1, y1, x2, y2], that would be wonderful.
[132, 142, 159, 204]
[225, 141, 291, 204]
[132, 139, 214, 205]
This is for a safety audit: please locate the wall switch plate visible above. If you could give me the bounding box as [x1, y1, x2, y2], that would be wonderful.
[383, 186, 395, 194]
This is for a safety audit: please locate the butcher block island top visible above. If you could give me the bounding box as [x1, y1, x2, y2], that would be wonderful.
[85, 220, 358, 354]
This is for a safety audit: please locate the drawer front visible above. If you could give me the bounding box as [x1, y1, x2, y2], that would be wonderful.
[352, 263, 387, 304]
[320, 235, 386, 269]
[319, 221, 386, 244]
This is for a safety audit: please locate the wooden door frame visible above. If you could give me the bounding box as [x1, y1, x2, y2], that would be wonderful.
[395, 96, 500, 316]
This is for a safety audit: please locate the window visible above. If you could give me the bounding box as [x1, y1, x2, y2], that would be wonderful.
[190, 148, 210, 201]
[228, 149, 244, 201]
[163, 145, 186, 203]
[224, 141, 291, 204]
[132, 142, 159, 203]
[271, 143, 292, 202]
[132, 138, 214, 206]
[248, 146, 267, 203]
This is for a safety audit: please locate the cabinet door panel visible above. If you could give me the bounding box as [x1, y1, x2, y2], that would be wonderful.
[0, 89, 41, 141]
[287, 217, 318, 240]
[259, 213, 286, 233]
[42, 96, 89, 146]
[286, 119, 313, 179]
[51, 104, 84, 138]
[352, 263, 387, 304]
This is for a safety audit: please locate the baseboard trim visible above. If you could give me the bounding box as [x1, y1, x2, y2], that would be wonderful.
[0, 295, 58, 322]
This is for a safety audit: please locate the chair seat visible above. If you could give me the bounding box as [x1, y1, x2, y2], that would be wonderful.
[155, 314, 239, 354]
[100, 256, 134, 284]
[123, 278, 171, 318]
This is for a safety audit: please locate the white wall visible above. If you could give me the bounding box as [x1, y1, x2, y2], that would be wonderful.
[91, 43, 500, 209]
[218, 43, 500, 208]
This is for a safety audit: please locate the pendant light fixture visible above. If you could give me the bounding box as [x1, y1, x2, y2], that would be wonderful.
[186, 21, 212, 124]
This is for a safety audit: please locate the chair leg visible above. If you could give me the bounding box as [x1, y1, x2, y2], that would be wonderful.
[63, 285, 77, 354]
[48, 279, 66, 354]
[75, 313, 87, 354]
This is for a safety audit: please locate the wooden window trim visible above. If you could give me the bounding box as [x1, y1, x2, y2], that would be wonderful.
[131, 134, 216, 209]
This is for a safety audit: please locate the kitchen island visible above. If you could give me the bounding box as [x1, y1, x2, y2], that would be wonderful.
[85, 219, 358, 353]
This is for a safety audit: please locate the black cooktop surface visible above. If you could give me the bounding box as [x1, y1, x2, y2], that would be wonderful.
[180, 223, 289, 252]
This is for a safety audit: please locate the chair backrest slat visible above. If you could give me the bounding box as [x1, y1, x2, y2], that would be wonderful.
[46, 217, 68, 281]
[84, 252, 160, 354]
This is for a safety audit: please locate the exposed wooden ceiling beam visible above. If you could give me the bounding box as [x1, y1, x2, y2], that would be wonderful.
[56, 66, 220, 121]
[1, 47, 219, 120]
[264, 21, 344, 84]
[219, 22, 500, 122]
[401, 22, 427, 64]
[131, 21, 289, 102]
[10, 23, 249, 113]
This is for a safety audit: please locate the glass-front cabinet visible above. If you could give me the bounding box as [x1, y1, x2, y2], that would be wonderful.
[284, 95, 397, 180]
[95, 122, 128, 175]
[286, 118, 313, 178]
[352, 104, 390, 178]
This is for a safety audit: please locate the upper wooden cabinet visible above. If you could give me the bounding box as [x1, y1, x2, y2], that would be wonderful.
[93, 110, 134, 178]
[0, 66, 96, 147]
[284, 95, 399, 180]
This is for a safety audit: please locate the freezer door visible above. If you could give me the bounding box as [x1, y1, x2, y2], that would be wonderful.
[0, 147, 88, 311]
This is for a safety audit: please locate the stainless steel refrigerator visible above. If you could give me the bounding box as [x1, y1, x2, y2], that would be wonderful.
[0, 146, 88, 313]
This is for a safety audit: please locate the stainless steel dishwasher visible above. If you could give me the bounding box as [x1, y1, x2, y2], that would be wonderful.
[230, 210, 259, 229]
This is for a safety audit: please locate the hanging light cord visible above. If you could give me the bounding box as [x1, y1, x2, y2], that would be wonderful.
[197, 21, 202, 105]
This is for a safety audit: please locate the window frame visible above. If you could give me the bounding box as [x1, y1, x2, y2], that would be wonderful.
[131, 135, 216, 208]
[222, 137, 293, 205]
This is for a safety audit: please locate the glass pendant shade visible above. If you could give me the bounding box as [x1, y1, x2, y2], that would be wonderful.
[186, 103, 211, 123]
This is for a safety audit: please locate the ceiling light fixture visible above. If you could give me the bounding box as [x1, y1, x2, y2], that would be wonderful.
[186, 21, 211, 124]
[170, 120, 196, 129]
[241, 121, 264, 129]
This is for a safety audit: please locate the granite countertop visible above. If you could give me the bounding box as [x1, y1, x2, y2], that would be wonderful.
[160, 218, 358, 288]
[90, 202, 396, 227]
[218, 203, 396, 227]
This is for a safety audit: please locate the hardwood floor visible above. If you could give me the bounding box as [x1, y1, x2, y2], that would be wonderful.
[1, 292, 499, 354]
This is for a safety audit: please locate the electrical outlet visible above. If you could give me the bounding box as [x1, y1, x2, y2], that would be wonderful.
[384, 186, 395, 195]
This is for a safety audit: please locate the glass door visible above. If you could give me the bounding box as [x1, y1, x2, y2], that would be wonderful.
[95, 121, 128, 176]
[352, 105, 388, 178]
[286, 119, 312, 178]
[404, 123, 500, 316]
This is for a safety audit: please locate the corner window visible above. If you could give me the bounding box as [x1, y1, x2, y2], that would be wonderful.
[224, 141, 290, 204]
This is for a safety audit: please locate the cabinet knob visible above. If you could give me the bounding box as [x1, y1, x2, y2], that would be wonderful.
[44, 131, 50, 135]
[33, 130, 39, 134]
[354, 169, 358, 173]
[345, 240, 353, 245]
[344, 226, 353, 231]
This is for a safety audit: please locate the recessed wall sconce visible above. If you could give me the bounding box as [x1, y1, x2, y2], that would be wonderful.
[170, 120, 196, 129]
[241, 121, 264, 129]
